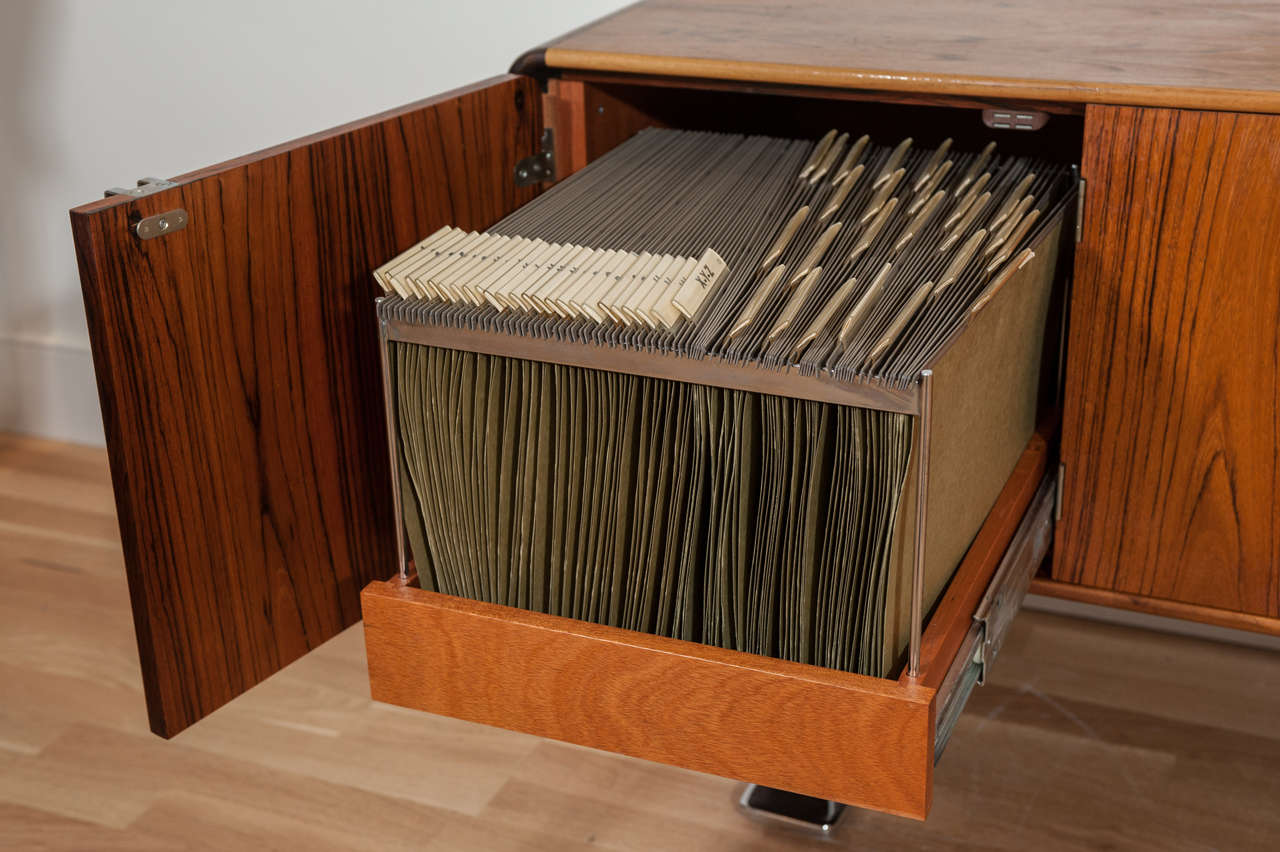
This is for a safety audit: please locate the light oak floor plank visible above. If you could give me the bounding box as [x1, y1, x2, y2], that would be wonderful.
[1, 432, 1278, 850]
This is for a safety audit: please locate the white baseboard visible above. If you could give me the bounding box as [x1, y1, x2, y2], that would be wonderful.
[0, 335, 105, 446]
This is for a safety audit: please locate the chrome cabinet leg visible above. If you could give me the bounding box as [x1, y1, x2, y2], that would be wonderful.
[738, 784, 846, 836]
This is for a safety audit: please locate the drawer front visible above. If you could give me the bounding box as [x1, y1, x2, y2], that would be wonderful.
[363, 583, 934, 817]
[362, 427, 1052, 820]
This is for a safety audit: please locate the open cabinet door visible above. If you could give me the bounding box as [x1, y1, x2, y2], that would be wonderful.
[69, 75, 544, 737]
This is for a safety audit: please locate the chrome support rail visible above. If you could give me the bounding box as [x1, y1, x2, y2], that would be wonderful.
[907, 369, 934, 677]
[376, 297, 409, 581]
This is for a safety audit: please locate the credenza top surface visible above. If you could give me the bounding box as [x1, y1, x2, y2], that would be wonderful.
[538, 0, 1280, 113]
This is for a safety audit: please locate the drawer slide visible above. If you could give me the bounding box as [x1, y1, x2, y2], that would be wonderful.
[935, 473, 1055, 757]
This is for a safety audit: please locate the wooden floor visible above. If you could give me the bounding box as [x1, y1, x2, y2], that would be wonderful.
[2, 432, 1278, 851]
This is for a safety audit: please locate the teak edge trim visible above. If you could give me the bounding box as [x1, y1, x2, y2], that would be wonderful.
[1029, 578, 1280, 638]
[541, 49, 1280, 115]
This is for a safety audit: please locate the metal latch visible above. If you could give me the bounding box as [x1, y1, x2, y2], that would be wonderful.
[1075, 172, 1087, 243]
[514, 128, 555, 186]
[1055, 463, 1066, 522]
[981, 108, 1049, 131]
[105, 177, 177, 199]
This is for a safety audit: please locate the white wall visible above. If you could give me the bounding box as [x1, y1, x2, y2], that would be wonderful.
[0, 0, 630, 445]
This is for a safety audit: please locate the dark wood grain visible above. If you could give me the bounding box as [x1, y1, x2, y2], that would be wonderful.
[578, 81, 671, 163]
[544, 79, 590, 177]
[543, 0, 1280, 113]
[362, 579, 936, 820]
[69, 75, 544, 737]
[1056, 104, 1280, 619]
[544, 78, 684, 178]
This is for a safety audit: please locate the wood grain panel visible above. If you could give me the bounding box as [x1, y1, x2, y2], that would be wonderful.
[544, 78, 687, 177]
[579, 82, 674, 163]
[544, 79, 589, 178]
[549, 78, 1084, 169]
[362, 580, 935, 819]
[542, 0, 1280, 114]
[69, 75, 544, 737]
[1057, 105, 1280, 618]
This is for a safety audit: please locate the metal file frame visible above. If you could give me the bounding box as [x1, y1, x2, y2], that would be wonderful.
[375, 297, 937, 678]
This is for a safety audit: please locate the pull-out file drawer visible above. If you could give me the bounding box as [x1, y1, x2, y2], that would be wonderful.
[361, 428, 1054, 820]
[71, 66, 1075, 822]
[353, 81, 1074, 819]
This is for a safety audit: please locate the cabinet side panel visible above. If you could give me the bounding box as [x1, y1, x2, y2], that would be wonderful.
[1058, 104, 1280, 618]
[69, 75, 543, 736]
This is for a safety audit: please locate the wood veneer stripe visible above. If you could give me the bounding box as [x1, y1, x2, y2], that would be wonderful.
[1029, 579, 1280, 638]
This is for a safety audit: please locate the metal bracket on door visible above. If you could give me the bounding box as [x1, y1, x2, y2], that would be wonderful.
[132, 209, 189, 240]
[104, 177, 177, 198]
[1074, 170, 1087, 243]
[103, 178, 188, 239]
[514, 128, 555, 186]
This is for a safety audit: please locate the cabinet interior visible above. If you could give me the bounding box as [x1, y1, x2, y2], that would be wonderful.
[381, 75, 1081, 672]
[552, 77, 1085, 171]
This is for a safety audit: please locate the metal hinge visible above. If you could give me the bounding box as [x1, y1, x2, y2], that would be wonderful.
[104, 177, 177, 199]
[1055, 463, 1066, 522]
[514, 128, 555, 186]
[1074, 171, 1086, 243]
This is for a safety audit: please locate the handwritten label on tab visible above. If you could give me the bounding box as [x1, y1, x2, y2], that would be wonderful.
[672, 248, 728, 320]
